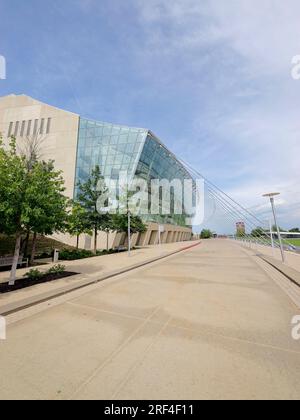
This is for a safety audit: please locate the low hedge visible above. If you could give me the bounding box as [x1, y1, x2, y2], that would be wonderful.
[59, 247, 132, 261]
[59, 249, 94, 260]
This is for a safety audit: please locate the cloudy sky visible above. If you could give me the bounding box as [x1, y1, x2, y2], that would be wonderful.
[1, 0, 299, 232]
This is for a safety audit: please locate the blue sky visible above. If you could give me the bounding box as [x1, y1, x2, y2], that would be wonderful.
[1, 0, 300, 232]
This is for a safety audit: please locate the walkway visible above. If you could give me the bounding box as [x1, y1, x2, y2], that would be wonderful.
[0, 239, 299, 400]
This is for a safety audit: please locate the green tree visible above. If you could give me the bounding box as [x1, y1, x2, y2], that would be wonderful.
[0, 136, 69, 283]
[76, 165, 109, 254]
[0, 136, 28, 284]
[112, 184, 147, 249]
[290, 228, 300, 232]
[200, 229, 213, 239]
[112, 213, 147, 237]
[25, 161, 69, 264]
[101, 213, 115, 251]
[66, 202, 92, 249]
[251, 227, 265, 238]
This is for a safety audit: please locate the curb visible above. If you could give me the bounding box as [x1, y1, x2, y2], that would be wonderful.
[0, 241, 201, 317]
[258, 254, 300, 288]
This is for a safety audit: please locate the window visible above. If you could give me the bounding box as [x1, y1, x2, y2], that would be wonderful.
[14, 121, 20, 137]
[46, 118, 51, 134]
[20, 121, 26, 137]
[27, 120, 32, 136]
[40, 118, 45, 134]
[8, 122, 13, 137]
[33, 119, 39, 136]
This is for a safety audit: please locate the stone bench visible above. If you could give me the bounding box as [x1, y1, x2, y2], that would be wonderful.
[0, 256, 29, 268]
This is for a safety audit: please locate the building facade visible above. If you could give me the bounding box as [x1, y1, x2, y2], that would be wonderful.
[0, 94, 194, 249]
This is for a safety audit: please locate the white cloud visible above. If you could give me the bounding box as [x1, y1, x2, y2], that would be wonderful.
[133, 0, 300, 228]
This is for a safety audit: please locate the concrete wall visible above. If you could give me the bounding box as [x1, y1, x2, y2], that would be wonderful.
[0, 94, 79, 198]
[53, 222, 193, 251]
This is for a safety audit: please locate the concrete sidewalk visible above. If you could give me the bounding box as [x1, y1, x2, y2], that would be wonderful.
[0, 239, 299, 400]
[0, 241, 199, 314]
[237, 240, 300, 273]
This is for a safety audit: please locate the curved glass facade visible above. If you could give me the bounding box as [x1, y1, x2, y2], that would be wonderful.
[75, 118, 194, 227]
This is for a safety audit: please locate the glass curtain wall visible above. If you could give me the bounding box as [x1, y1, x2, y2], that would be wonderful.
[74, 119, 194, 227]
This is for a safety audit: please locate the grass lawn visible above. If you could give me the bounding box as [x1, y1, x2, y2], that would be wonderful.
[283, 238, 300, 247]
[0, 234, 74, 257]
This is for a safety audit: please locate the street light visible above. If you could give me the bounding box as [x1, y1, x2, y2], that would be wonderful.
[262, 192, 285, 263]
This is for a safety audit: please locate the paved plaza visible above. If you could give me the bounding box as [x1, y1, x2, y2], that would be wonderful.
[0, 240, 299, 400]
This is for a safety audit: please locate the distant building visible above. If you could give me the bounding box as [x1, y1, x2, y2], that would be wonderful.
[236, 222, 246, 236]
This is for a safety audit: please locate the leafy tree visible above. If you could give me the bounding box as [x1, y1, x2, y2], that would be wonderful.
[25, 161, 69, 264]
[290, 228, 300, 232]
[76, 165, 110, 254]
[112, 213, 147, 237]
[272, 224, 283, 233]
[112, 183, 147, 248]
[101, 213, 115, 251]
[0, 136, 69, 283]
[200, 229, 213, 239]
[66, 202, 92, 249]
[0, 136, 28, 284]
[251, 227, 265, 238]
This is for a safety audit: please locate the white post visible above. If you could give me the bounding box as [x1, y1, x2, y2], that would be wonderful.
[53, 249, 59, 263]
[269, 219, 275, 257]
[270, 197, 285, 263]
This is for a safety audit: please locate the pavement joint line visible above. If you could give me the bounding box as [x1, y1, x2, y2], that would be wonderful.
[166, 322, 300, 356]
[68, 304, 166, 400]
[110, 317, 173, 400]
[0, 241, 201, 318]
[66, 301, 161, 324]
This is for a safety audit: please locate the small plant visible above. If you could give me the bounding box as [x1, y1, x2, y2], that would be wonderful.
[24, 269, 44, 281]
[47, 264, 66, 276]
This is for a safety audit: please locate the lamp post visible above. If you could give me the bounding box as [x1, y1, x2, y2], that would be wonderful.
[263, 193, 285, 263]
[269, 219, 275, 256]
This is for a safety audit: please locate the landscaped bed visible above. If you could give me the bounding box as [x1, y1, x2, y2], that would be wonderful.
[0, 265, 79, 294]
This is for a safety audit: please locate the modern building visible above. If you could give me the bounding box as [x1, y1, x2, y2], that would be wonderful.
[0, 94, 194, 249]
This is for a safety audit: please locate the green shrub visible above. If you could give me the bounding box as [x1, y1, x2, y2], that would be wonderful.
[24, 269, 44, 281]
[59, 249, 94, 260]
[47, 264, 66, 276]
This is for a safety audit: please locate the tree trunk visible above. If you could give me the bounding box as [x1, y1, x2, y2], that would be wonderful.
[94, 227, 97, 254]
[22, 231, 30, 258]
[30, 232, 37, 266]
[9, 233, 22, 286]
[76, 234, 80, 249]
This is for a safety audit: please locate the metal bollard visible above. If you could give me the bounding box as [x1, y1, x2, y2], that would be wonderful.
[53, 249, 59, 263]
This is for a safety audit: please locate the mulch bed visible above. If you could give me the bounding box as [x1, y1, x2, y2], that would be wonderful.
[0, 272, 79, 294]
